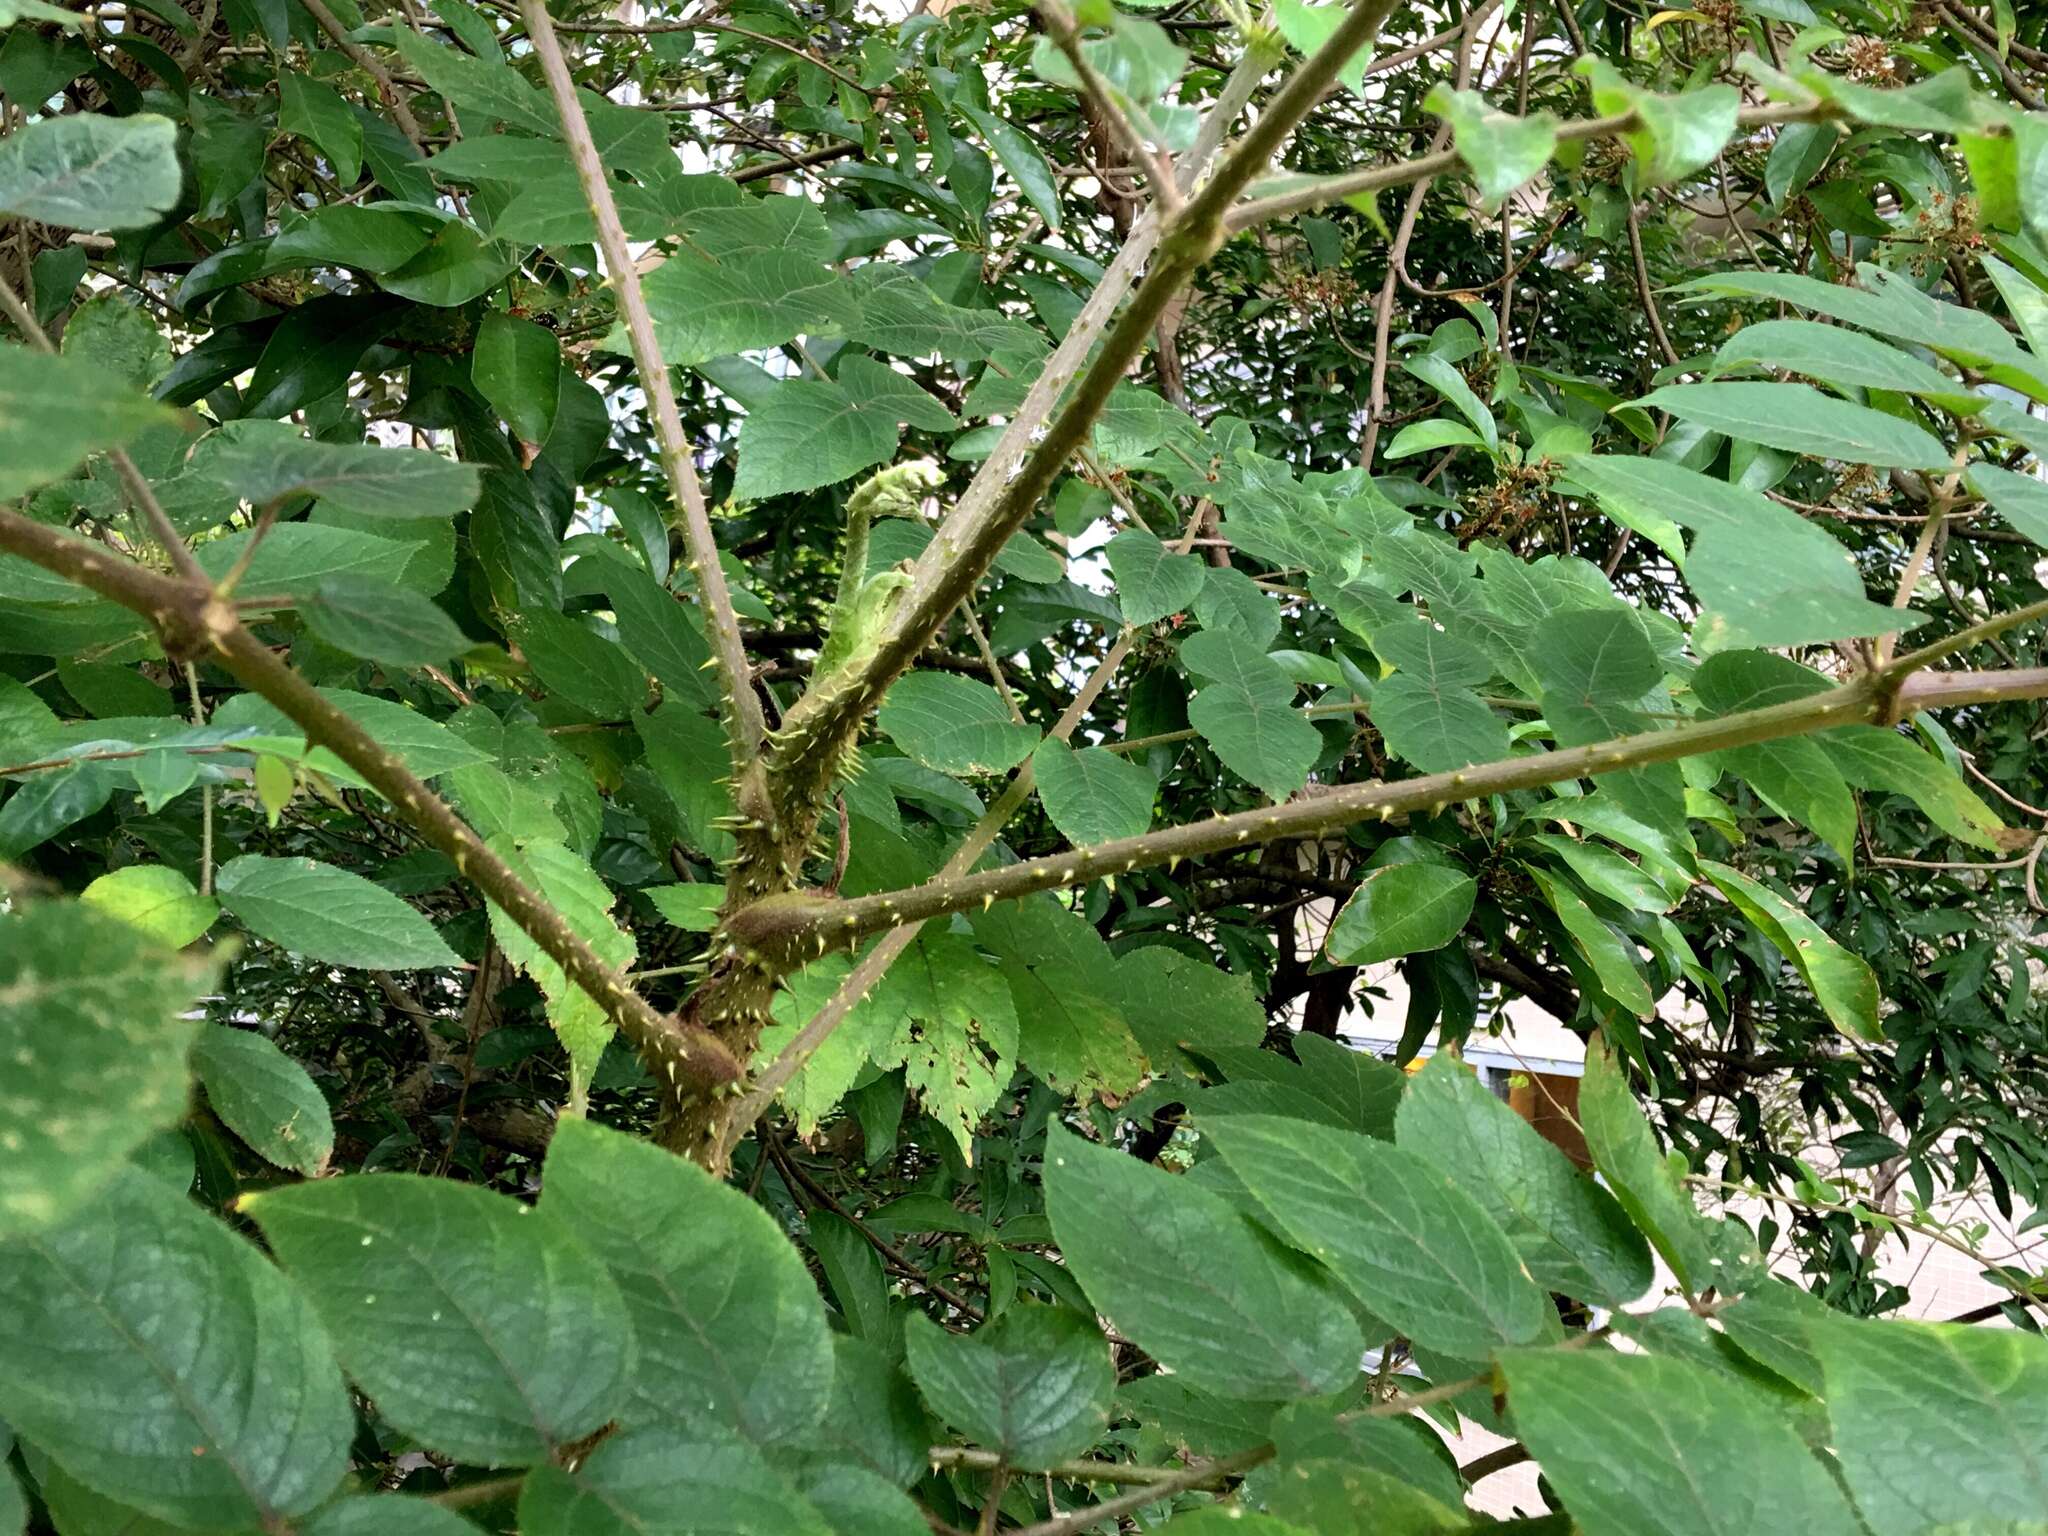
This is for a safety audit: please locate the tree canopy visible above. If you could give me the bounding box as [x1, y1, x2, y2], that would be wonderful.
[4, 0, 2048, 1532]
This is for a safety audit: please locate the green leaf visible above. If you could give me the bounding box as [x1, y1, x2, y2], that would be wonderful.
[211, 689, 486, 783]
[1579, 1041, 1725, 1294]
[62, 292, 168, 388]
[1106, 528, 1205, 625]
[200, 423, 480, 520]
[194, 522, 438, 597]
[1525, 832, 1674, 913]
[1766, 120, 1835, 204]
[239, 292, 396, 420]
[1402, 353, 1498, 451]
[541, 1117, 834, 1446]
[1180, 629, 1320, 800]
[301, 576, 471, 666]
[1426, 85, 1557, 212]
[1325, 861, 1475, 966]
[1813, 1319, 2048, 1536]
[973, 900, 1144, 1099]
[474, 311, 562, 446]
[192, 1025, 334, 1177]
[1712, 319, 1980, 411]
[377, 220, 517, 306]
[1262, 1462, 1467, 1532]
[486, 836, 636, 1097]
[1264, 1399, 1467, 1510]
[1384, 418, 1487, 460]
[1529, 867, 1655, 1019]
[646, 882, 724, 931]
[1367, 619, 1509, 772]
[0, 1169, 351, 1526]
[1968, 462, 2048, 546]
[1700, 861, 1881, 1041]
[635, 197, 857, 368]
[0, 902, 209, 1236]
[1191, 1034, 1406, 1139]
[278, 71, 364, 186]
[871, 929, 1020, 1154]
[1631, 382, 1951, 470]
[959, 103, 1061, 230]
[803, 1335, 934, 1488]
[1203, 1114, 1552, 1359]
[519, 610, 647, 720]
[78, 863, 217, 947]
[270, 204, 435, 273]
[1274, 0, 1375, 94]
[246, 1173, 634, 1467]
[1501, 1348, 1864, 1536]
[1158, 1514, 1309, 1536]
[1578, 61, 1738, 185]
[1032, 737, 1153, 844]
[1526, 604, 1685, 834]
[734, 356, 954, 500]
[1395, 1054, 1652, 1307]
[1819, 724, 2003, 849]
[603, 563, 716, 709]
[216, 854, 459, 971]
[793, 1464, 927, 1536]
[519, 1424, 831, 1536]
[1692, 652, 1858, 861]
[1115, 946, 1266, 1075]
[2018, 111, 2048, 246]
[1043, 1124, 1363, 1400]
[1674, 265, 2027, 371]
[302, 1497, 485, 1536]
[0, 343, 171, 501]
[0, 112, 181, 229]
[1565, 454, 1904, 650]
[904, 1304, 1113, 1470]
[879, 671, 1038, 775]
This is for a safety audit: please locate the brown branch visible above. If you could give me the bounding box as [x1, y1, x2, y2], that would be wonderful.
[0, 508, 743, 1104]
[1005, 1446, 1274, 1536]
[1226, 99, 1837, 232]
[1037, 0, 1181, 214]
[298, 0, 427, 150]
[1626, 198, 1681, 368]
[733, 621, 2048, 960]
[767, 3, 1397, 807]
[521, 0, 767, 788]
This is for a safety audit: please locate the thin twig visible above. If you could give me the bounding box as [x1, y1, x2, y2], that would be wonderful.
[299, 0, 427, 149]
[0, 508, 745, 1104]
[1005, 1446, 1274, 1536]
[185, 663, 213, 898]
[1626, 198, 1682, 368]
[1038, 0, 1181, 214]
[521, 0, 766, 781]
